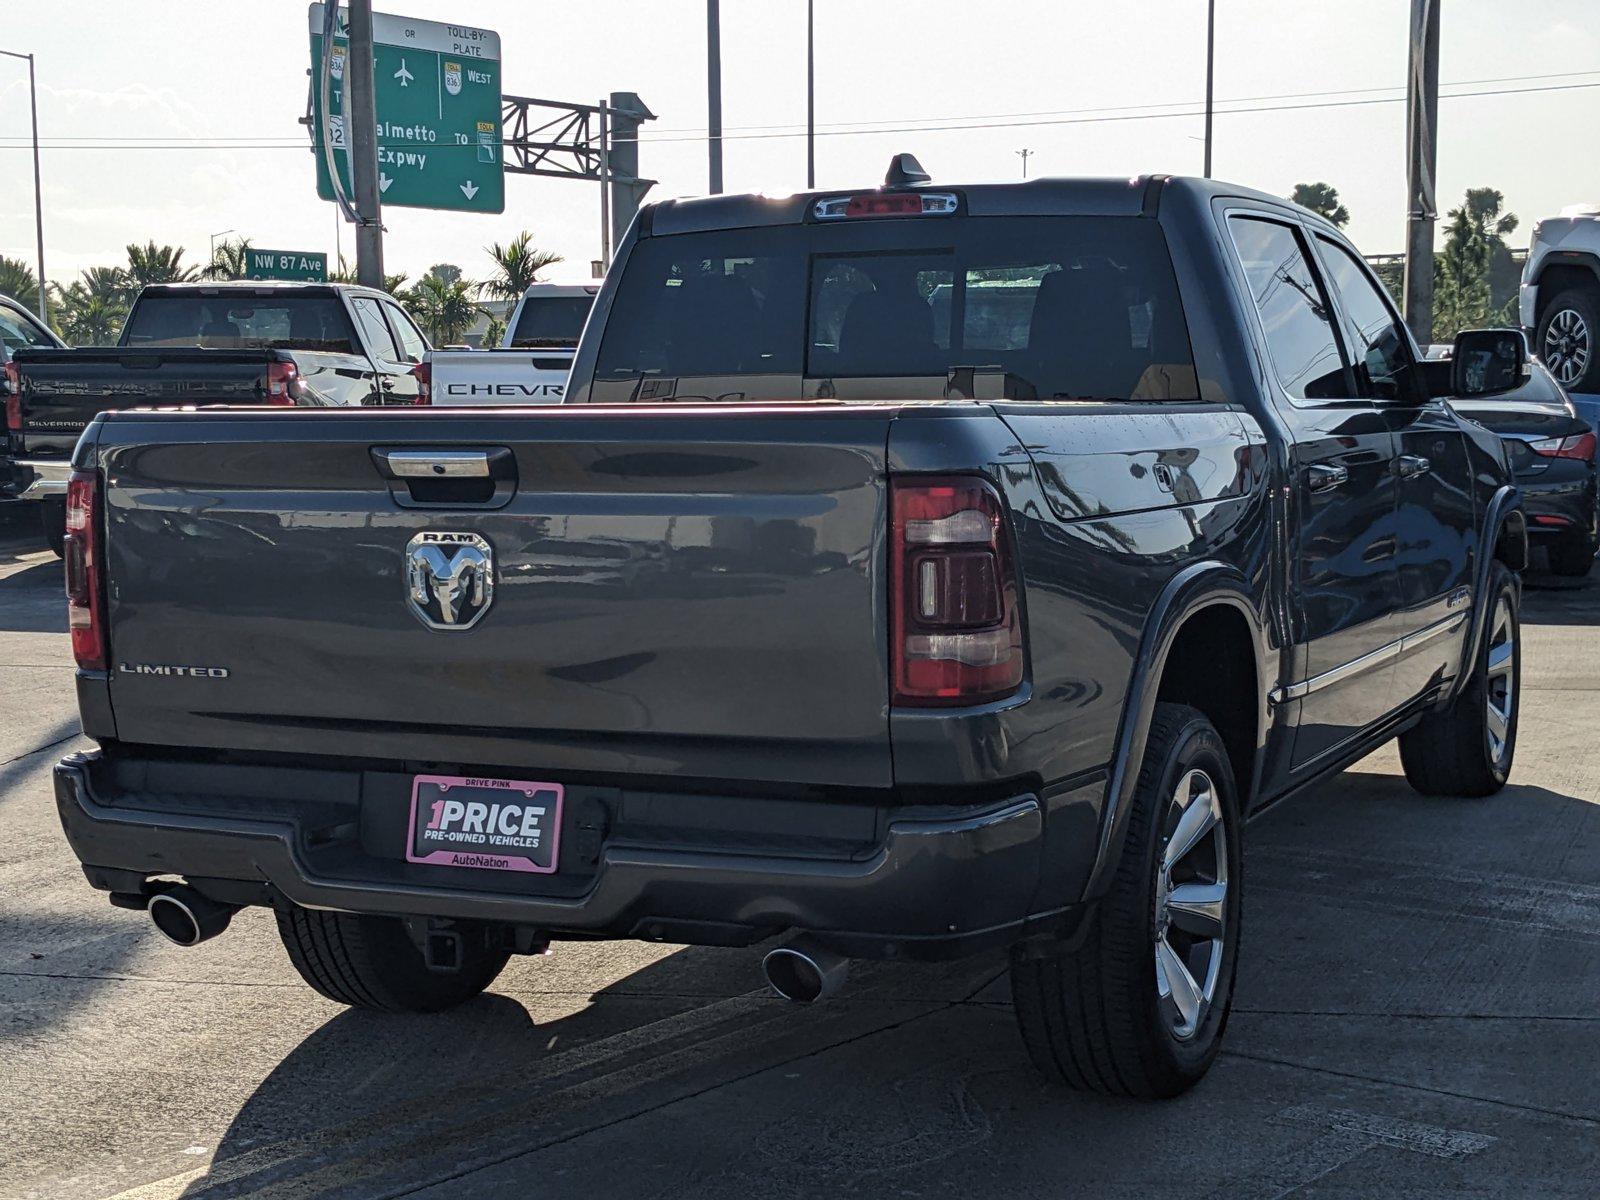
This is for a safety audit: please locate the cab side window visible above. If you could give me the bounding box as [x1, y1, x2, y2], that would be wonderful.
[350, 297, 402, 364]
[1315, 237, 1419, 403]
[383, 301, 428, 363]
[1228, 216, 1349, 401]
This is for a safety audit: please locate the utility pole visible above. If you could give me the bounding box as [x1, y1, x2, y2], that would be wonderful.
[598, 99, 612, 272]
[1203, 0, 1215, 178]
[0, 49, 47, 320]
[1403, 0, 1440, 343]
[1015, 148, 1033, 179]
[346, 0, 384, 287]
[707, 0, 723, 194]
[806, 0, 815, 189]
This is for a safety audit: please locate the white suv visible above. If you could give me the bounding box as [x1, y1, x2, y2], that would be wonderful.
[1521, 204, 1600, 394]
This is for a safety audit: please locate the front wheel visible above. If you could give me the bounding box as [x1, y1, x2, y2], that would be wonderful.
[1010, 703, 1242, 1099]
[1537, 287, 1600, 393]
[1399, 564, 1520, 796]
[40, 497, 65, 558]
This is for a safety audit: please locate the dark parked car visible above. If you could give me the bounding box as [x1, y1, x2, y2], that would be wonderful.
[48, 165, 1528, 1099]
[0, 290, 65, 514]
[1428, 343, 1596, 576]
[2, 281, 431, 554]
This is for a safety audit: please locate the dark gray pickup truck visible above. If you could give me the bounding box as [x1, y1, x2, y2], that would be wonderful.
[51, 166, 1529, 1098]
[4, 280, 430, 553]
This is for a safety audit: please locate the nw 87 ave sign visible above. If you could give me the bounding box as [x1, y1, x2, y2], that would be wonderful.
[308, 4, 504, 214]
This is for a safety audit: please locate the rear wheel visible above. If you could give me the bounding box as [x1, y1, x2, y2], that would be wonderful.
[1547, 530, 1597, 578]
[40, 497, 65, 558]
[1537, 287, 1600, 393]
[1399, 564, 1520, 796]
[275, 906, 509, 1013]
[1010, 703, 1241, 1099]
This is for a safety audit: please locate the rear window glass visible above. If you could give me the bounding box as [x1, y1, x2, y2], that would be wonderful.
[594, 216, 1198, 401]
[510, 295, 594, 347]
[124, 295, 357, 353]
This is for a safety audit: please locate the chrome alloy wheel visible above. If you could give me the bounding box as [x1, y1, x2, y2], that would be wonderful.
[1485, 596, 1516, 767]
[1543, 307, 1591, 386]
[1153, 768, 1228, 1042]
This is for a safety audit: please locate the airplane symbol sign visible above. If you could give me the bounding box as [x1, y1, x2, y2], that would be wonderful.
[393, 59, 414, 86]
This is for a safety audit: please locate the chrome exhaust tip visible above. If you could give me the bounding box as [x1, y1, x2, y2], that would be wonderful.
[761, 936, 849, 1003]
[147, 886, 236, 947]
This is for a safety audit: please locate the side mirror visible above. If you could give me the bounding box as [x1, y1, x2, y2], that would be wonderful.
[1451, 328, 1529, 397]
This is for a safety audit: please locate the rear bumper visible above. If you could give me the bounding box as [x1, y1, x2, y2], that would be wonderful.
[54, 751, 1076, 960]
[1518, 465, 1598, 540]
[1, 457, 71, 500]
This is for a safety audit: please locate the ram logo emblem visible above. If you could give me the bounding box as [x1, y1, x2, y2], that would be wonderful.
[405, 532, 495, 630]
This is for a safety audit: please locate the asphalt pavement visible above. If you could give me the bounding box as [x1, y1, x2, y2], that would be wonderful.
[2, 507, 1597, 1199]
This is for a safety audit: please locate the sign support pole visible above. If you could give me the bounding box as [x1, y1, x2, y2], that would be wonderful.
[347, 0, 384, 287]
[707, 0, 723, 194]
[1403, 0, 1440, 343]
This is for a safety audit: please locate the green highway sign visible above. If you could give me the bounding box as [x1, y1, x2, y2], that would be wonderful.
[308, 4, 504, 214]
[243, 248, 328, 282]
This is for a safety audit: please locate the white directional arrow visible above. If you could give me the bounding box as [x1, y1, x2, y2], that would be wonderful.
[379, 172, 393, 194]
[460, 180, 479, 200]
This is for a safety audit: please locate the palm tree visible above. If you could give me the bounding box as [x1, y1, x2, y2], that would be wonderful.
[125, 242, 198, 287]
[0, 255, 40, 310]
[1434, 188, 1520, 339]
[478, 233, 562, 303]
[1290, 182, 1350, 229]
[51, 274, 130, 344]
[203, 238, 254, 281]
[481, 314, 507, 349]
[407, 275, 483, 344]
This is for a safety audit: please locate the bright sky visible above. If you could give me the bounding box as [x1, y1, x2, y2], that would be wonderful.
[2, 0, 1598, 289]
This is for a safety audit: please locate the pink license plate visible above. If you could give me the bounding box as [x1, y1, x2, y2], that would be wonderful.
[406, 774, 563, 874]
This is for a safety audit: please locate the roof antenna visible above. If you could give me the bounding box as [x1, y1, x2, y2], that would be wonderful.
[884, 153, 931, 188]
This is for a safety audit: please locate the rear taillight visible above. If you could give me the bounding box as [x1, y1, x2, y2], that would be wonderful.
[1530, 431, 1597, 460]
[64, 468, 106, 671]
[263, 360, 298, 405]
[409, 359, 432, 404]
[3, 361, 21, 431]
[890, 476, 1025, 706]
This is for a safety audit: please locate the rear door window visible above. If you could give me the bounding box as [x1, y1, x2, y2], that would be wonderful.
[594, 216, 1198, 401]
[382, 300, 428, 363]
[1227, 216, 1350, 401]
[350, 296, 402, 364]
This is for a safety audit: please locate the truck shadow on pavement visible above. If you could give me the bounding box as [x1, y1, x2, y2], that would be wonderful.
[164, 766, 1600, 1199]
[0, 558, 67, 633]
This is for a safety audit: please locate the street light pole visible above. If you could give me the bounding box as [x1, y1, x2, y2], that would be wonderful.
[707, 0, 723, 194]
[1203, 0, 1215, 178]
[210, 228, 235, 268]
[1016, 148, 1033, 179]
[806, 0, 815, 189]
[0, 48, 47, 320]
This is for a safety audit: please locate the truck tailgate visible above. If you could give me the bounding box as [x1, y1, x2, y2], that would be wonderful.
[13, 348, 279, 454]
[98, 407, 893, 788]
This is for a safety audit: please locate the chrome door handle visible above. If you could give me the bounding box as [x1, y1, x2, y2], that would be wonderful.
[1398, 454, 1432, 478]
[1306, 463, 1349, 493]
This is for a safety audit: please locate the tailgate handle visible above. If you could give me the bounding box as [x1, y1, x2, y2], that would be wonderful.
[371, 445, 517, 509]
[378, 449, 491, 478]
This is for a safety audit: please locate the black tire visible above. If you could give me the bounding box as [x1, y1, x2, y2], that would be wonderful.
[1536, 286, 1600, 393]
[275, 906, 509, 1013]
[40, 497, 65, 558]
[1399, 563, 1520, 796]
[1010, 703, 1242, 1099]
[1547, 530, 1597, 578]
